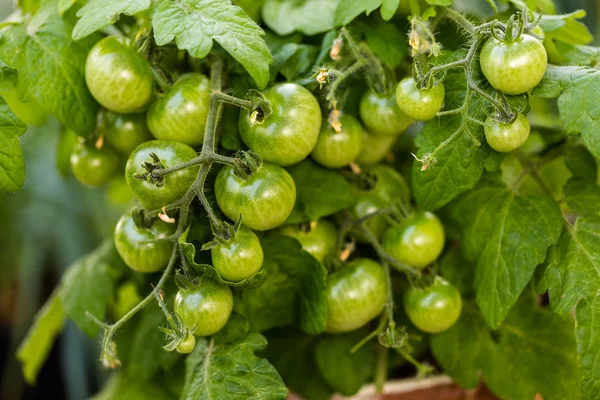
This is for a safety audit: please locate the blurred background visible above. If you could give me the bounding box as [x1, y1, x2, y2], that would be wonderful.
[0, 0, 598, 399]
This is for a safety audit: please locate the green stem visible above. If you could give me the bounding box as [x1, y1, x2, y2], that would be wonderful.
[374, 345, 389, 393]
[326, 60, 365, 102]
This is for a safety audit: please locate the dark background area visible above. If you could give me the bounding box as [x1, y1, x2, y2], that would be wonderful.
[0, 0, 596, 399]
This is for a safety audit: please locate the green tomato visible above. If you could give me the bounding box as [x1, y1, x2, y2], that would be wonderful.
[239, 83, 321, 166]
[126, 140, 199, 210]
[311, 114, 364, 169]
[359, 89, 413, 136]
[114, 212, 175, 273]
[211, 226, 264, 282]
[280, 220, 338, 262]
[355, 132, 396, 167]
[480, 34, 547, 95]
[215, 163, 296, 231]
[147, 73, 211, 147]
[484, 114, 531, 153]
[174, 279, 233, 337]
[326, 258, 387, 333]
[365, 164, 411, 203]
[85, 36, 153, 113]
[404, 276, 462, 333]
[102, 110, 152, 154]
[176, 335, 196, 354]
[395, 77, 445, 121]
[349, 190, 389, 240]
[70, 142, 119, 187]
[382, 211, 445, 269]
[1, 89, 47, 126]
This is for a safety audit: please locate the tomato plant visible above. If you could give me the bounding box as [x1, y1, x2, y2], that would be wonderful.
[8, 1, 599, 400]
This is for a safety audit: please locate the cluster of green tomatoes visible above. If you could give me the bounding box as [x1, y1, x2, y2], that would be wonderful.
[67, 13, 548, 354]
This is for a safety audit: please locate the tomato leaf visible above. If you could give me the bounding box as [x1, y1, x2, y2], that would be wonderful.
[563, 178, 600, 215]
[356, 17, 406, 68]
[234, 235, 328, 334]
[534, 66, 600, 159]
[575, 294, 600, 397]
[380, 0, 400, 20]
[334, 0, 381, 27]
[58, 241, 125, 336]
[16, 292, 65, 384]
[0, 58, 17, 92]
[431, 291, 580, 399]
[286, 159, 354, 224]
[152, 0, 272, 89]
[262, 0, 339, 36]
[0, 96, 27, 192]
[58, 0, 77, 16]
[450, 175, 563, 328]
[0, 6, 98, 134]
[426, 0, 453, 6]
[180, 333, 288, 399]
[72, 0, 152, 40]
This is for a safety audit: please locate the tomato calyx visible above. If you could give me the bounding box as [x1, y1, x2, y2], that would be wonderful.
[201, 217, 242, 250]
[233, 150, 262, 180]
[491, 12, 525, 44]
[245, 89, 272, 124]
[132, 152, 169, 187]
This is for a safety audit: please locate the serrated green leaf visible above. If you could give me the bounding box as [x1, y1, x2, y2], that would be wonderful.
[0, 6, 98, 134]
[58, 241, 125, 336]
[439, 248, 475, 297]
[533, 66, 600, 159]
[262, 0, 339, 36]
[270, 43, 319, 82]
[380, 0, 399, 20]
[17, 292, 65, 384]
[152, 0, 272, 89]
[0, 96, 27, 192]
[180, 333, 288, 400]
[73, 0, 151, 40]
[91, 373, 173, 400]
[575, 294, 600, 399]
[450, 176, 563, 328]
[565, 145, 597, 181]
[0, 58, 17, 92]
[563, 177, 600, 215]
[334, 0, 381, 27]
[286, 159, 354, 224]
[431, 292, 580, 399]
[58, 0, 77, 16]
[314, 330, 374, 396]
[234, 235, 328, 334]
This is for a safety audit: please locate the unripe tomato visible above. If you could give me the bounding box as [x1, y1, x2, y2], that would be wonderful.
[325, 258, 387, 333]
[126, 140, 199, 210]
[174, 279, 233, 337]
[215, 163, 296, 231]
[239, 83, 321, 166]
[85, 36, 154, 113]
[355, 133, 396, 167]
[114, 212, 175, 273]
[484, 113, 531, 153]
[404, 276, 462, 333]
[280, 220, 337, 262]
[147, 73, 211, 147]
[70, 142, 119, 187]
[395, 77, 445, 121]
[359, 89, 413, 136]
[102, 110, 152, 154]
[311, 114, 365, 169]
[211, 226, 264, 282]
[176, 335, 196, 354]
[382, 211, 445, 269]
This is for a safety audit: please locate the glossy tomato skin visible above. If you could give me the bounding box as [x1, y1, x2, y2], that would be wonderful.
[355, 132, 396, 166]
[114, 212, 175, 273]
[126, 140, 199, 210]
[176, 335, 196, 354]
[70, 142, 119, 187]
[484, 114, 531, 152]
[102, 110, 152, 154]
[395, 77, 445, 121]
[147, 73, 211, 147]
[280, 220, 337, 262]
[480, 34, 547, 95]
[326, 258, 387, 333]
[382, 211, 445, 269]
[214, 163, 296, 231]
[366, 165, 411, 203]
[350, 190, 389, 240]
[174, 279, 233, 337]
[239, 83, 321, 166]
[404, 276, 462, 333]
[211, 226, 264, 282]
[85, 36, 154, 113]
[311, 114, 365, 169]
[359, 89, 413, 136]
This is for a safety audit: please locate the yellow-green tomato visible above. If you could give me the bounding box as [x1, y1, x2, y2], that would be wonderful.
[311, 114, 365, 169]
[404, 276, 462, 333]
[174, 279, 233, 337]
[211, 226, 264, 282]
[102, 110, 152, 154]
[325, 258, 387, 333]
[114, 212, 175, 273]
[147, 73, 211, 147]
[70, 142, 119, 187]
[484, 114, 531, 153]
[355, 132, 396, 167]
[359, 89, 413, 136]
[280, 220, 338, 262]
[176, 335, 196, 354]
[382, 211, 445, 269]
[395, 77, 445, 121]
